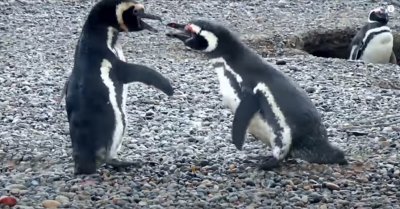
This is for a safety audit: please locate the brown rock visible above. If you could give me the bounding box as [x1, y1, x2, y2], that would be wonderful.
[42, 200, 61, 208]
[324, 182, 340, 190]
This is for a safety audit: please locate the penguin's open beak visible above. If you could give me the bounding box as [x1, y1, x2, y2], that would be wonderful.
[135, 10, 162, 32]
[166, 22, 193, 42]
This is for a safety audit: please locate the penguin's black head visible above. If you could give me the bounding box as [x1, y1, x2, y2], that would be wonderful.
[90, 0, 161, 32]
[368, 7, 389, 24]
[166, 20, 235, 57]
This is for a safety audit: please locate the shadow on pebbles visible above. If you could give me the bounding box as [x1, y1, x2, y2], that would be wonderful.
[0, 0, 400, 208]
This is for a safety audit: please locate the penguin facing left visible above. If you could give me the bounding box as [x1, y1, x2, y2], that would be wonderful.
[349, 6, 397, 64]
[65, 0, 174, 175]
[166, 20, 348, 170]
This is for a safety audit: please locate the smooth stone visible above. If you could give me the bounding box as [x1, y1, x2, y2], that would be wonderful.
[42, 200, 61, 208]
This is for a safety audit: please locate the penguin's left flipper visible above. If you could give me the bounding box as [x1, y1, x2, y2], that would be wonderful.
[231, 88, 260, 151]
[115, 60, 174, 96]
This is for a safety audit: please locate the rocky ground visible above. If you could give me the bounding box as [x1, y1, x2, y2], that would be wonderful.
[1, 0, 400, 208]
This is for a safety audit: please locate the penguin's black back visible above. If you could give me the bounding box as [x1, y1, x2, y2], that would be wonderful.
[223, 44, 323, 140]
[66, 8, 124, 163]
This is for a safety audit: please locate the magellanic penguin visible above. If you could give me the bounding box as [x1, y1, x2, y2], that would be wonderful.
[166, 20, 348, 170]
[349, 6, 397, 64]
[65, 0, 174, 175]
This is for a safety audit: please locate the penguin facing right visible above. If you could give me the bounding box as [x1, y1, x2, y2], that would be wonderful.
[166, 20, 348, 170]
[65, 0, 174, 175]
[349, 6, 397, 64]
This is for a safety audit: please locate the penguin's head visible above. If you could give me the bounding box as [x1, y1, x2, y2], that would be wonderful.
[166, 20, 235, 57]
[91, 0, 161, 32]
[368, 7, 389, 24]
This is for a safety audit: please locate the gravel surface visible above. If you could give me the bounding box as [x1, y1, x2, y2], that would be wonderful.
[1, 0, 400, 208]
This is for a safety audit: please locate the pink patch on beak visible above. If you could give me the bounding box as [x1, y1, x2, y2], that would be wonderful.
[184, 24, 193, 32]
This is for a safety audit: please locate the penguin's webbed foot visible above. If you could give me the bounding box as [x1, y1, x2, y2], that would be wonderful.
[259, 156, 280, 170]
[105, 159, 142, 170]
[348, 59, 365, 64]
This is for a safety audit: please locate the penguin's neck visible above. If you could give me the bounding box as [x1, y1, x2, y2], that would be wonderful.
[80, 20, 120, 52]
[210, 39, 262, 76]
[367, 20, 388, 27]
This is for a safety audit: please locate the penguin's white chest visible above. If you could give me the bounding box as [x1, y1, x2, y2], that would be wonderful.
[361, 32, 393, 64]
[211, 58, 275, 147]
[105, 27, 128, 159]
[213, 62, 241, 112]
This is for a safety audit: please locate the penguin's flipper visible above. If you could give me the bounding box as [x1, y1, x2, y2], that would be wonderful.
[390, 51, 397, 64]
[58, 76, 70, 105]
[348, 44, 361, 61]
[115, 60, 174, 96]
[251, 85, 293, 170]
[231, 88, 260, 150]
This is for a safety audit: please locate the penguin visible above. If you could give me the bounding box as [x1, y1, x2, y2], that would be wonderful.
[166, 20, 348, 170]
[349, 6, 397, 64]
[65, 0, 174, 175]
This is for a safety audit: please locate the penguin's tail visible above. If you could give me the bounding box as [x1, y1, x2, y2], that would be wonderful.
[288, 124, 348, 165]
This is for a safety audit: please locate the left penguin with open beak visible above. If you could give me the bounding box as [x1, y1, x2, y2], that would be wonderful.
[62, 0, 174, 175]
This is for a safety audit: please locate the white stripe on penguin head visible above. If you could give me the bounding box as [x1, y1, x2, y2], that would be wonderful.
[189, 24, 219, 52]
[116, 2, 136, 31]
[200, 30, 218, 52]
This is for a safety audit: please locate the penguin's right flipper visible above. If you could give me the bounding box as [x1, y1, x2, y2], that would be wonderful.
[115, 60, 174, 96]
[231, 89, 260, 150]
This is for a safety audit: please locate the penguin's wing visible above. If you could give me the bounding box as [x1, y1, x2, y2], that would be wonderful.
[390, 51, 397, 64]
[114, 60, 174, 96]
[349, 32, 365, 60]
[231, 87, 260, 150]
[349, 44, 361, 60]
[349, 24, 374, 60]
[57, 75, 70, 105]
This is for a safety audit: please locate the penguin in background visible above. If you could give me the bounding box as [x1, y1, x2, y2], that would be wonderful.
[349, 6, 397, 64]
[166, 20, 348, 170]
[65, 0, 174, 175]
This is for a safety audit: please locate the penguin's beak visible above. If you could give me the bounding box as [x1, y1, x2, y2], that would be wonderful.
[134, 10, 162, 32]
[166, 22, 192, 42]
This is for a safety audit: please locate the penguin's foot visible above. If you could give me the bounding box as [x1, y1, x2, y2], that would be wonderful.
[259, 156, 281, 170]
[105, 159, 142, 170]
[348, 59, 365, 64]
